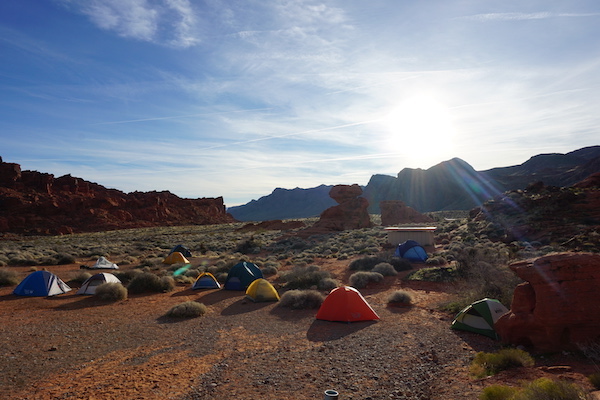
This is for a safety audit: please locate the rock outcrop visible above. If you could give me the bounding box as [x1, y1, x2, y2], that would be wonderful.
[379, 200, 434, 226]
[495, 252, 600, 351]
[304, 184, 373, 234]
[0, 160, 235, 235]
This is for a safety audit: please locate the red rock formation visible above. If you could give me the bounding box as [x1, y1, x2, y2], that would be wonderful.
[301, 184, 373, 235]
[236, 220, 305, 232]
[0, 160, 235, 235]
[379, 200, 434, 226]
[495, 252, 600, 351]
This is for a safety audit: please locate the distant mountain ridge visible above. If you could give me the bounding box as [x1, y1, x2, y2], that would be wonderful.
[228, 146, 600, 221]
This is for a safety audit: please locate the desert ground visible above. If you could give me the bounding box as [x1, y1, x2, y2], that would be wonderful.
[0, 224, 597, 400]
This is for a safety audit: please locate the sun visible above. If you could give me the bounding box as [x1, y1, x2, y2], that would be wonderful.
[381, 94, 456, 164]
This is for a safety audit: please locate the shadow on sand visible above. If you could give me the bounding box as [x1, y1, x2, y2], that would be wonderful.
[306, 319, 377, 342]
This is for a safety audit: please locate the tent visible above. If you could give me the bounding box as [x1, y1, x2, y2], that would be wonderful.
[316, 286, 380, 322]
[223, 262, 263, 291]
[162, 251, 190, 265]
[77, 272, 121, 295]
[13, 270, 72, 297]
[394, 240, 428, 262]
[451, 298, 509, 339]
[169, 244, 192, 258]
[90, 256, 119, 269]
[245, 278, 279, 302]
[192, 272, 221, 290]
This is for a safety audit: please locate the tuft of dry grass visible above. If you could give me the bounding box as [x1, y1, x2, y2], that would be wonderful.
[95, 282, 128, 301]
[166, 301, 208, 318]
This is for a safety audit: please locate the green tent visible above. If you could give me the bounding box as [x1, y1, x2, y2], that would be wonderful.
[224, 261, 263, 291]
[451, 298, 509, 340]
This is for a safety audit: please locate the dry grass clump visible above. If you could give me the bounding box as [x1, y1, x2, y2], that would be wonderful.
[470, 348, 534, 378]
[480, 378, 588, 400]
[95, 282, 128, 301]
[71, 271, 92, 285]
[113, 269, 143, 285]
[387, 290, 413, 306]
[280, 265, 331, 290]
[0, 268, 19, 286]
[127, 272, 175, 294]
[348, 256, 386, 271]
[349, 271, 384, 289]
[166, 301, 208, 318]
[279, 289, 324, 309]
[372, 262, 397, 276]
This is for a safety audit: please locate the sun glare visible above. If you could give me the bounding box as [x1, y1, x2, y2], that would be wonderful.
[381, 95, 456, 164]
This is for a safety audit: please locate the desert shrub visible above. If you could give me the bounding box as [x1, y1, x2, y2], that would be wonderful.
[127, 272, 175, 294]
[278, 289, 324, 309]
[113, 269, 143, 285]
[406, 266, 458, 282]
[71, 271, 92, 285]
[280, 265, 331, 290]
[512, 378, 587, 400]
[0, 268, 19, 286]
[261, 264, 279, 276]
[425, 256, 446, 266]
[349, 271, 384, 289]
[470, 348, 534, 378]
[173, 275, 194, 284]
[372, 262, 397, 276]
[317, 278, 338, 291]
[55, 253, 76, 265]
[588, 372, 600, 390]
[348, 256, 385, 271]
[388, 257, 413, 272]
[95, 282, 128, 301]
[479, 384, 519, 400]
[235, 236, 262, 254]
[166, 301, 208, 318]
[387, 290, 413, 306]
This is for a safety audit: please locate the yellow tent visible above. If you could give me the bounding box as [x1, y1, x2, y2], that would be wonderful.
[245, 278, 280, 302]
[162, 251, 190, 265]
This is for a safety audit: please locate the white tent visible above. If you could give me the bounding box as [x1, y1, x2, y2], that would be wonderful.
[90, 256, 119, 269]
[77, 273, 121, 295]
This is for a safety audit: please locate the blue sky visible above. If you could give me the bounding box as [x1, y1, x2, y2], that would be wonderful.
[1, 1, 599, 206]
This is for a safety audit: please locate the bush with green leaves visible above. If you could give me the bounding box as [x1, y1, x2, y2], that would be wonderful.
[588, 372, 600, 390]
[127, 272, 175, 294]
[479, 384, 519, 400]
[278, 289, 324, 309]
[470, 348, 534, 378]
[280, 265, 331, 290]
[166, 301, 207, 318]
[372, 262, 397, 276]
[349, 271, 384, 289]
[95, 282, 128, 301]
[0, 268, 19, 286]
[481, 378, 588, 400]
[387, 290, 413, 306]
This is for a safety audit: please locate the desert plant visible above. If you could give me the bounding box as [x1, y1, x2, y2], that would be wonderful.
[278, 289, 324, 309]
[280, 265, 331, 290]
[479, 384, 519, 400]
[0, 268, 19, 286]
[71, 271, 92, 285]
[512, 377, 588, 400]
[388, 257, 413, 272]
[317, 278, 338, 291]
[95, 282, 128, 301]
[348, 271, 384, 289]
[470, 348, 534, 378]
[588, 372, 600, 390]
[127, 272, 175, 294]
[348, 256, 385, 271]
[113, 269, 143, 285]
[166, 301, 207, 318]
[387, 290, 413, 306]
[372, 262, 397, 276]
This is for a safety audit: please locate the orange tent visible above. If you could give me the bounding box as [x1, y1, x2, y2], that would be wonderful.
[316, 286, 380, 322]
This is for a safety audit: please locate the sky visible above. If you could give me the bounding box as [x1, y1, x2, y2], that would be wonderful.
[1, 1, 599, 207]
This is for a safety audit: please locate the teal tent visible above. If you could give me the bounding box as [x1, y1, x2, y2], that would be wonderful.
[224, 262, 262, 291]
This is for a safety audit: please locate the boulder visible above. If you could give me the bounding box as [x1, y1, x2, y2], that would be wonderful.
[380, 200, 434, 226]
[495, 252, 600, 351]
[329, 184, 363, 204]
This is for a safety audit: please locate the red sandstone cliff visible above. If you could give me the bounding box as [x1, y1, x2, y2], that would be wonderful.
[0, 160, 235, 235]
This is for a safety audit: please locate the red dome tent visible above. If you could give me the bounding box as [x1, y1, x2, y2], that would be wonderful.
[316, 286, 380, 322]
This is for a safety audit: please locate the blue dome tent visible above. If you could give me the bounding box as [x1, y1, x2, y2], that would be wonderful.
[394, 240, 428, 262]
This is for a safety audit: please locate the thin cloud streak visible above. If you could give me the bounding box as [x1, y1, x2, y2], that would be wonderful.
[461, 12, 600, 21]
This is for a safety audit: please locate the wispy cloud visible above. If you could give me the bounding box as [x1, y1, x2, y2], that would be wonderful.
[60, 0, 200, 47]
[461, 12, 600, 21]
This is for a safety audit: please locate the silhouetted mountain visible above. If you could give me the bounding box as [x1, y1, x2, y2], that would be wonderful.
[229, 146, 600, 220]
[227, 185, 337, 221]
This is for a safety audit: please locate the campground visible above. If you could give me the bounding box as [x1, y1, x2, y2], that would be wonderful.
[0, 223, 597, 399]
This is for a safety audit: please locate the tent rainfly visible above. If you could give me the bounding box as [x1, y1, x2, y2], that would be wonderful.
[13, 270, 72, 297]
[77, 272, 122, 295]
[162, 252, 190, 265]
[192, 272, 221, 290]
[90, 256, 119, 269]
[451, 298, 509, 339]
[394, 240, 428, 262]
[169, 244, 192, 258]
[316, 286, 380, 322]
[224, 262, 263, 291]
[245, 278, 279, 302]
